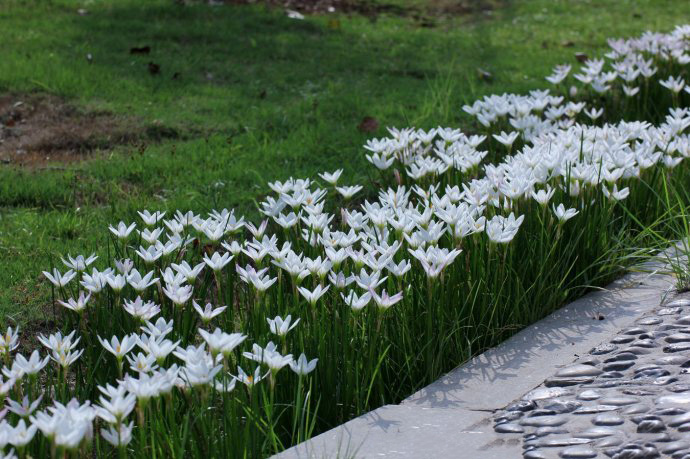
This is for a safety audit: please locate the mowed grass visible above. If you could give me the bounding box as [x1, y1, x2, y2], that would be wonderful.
[1, 0, 689, 325]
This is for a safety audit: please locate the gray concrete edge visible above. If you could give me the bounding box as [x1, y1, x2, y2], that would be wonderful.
[274, 257, 679, 459]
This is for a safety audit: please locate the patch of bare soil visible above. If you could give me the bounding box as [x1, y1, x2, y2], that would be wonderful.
[0, 93, 143, 167]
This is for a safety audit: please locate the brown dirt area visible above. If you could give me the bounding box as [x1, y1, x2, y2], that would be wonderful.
[0, 93, 142, 167]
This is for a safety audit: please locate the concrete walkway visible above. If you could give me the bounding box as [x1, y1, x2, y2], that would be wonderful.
[275, 259, 679, 459]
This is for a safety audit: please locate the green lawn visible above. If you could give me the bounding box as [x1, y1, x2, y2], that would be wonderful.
[1, 0, 689, 325]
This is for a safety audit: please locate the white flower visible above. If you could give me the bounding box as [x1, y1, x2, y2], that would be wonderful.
[297, 284, 330, 305]
[61, 253, 97, 272]
[492, 131, 519, 150]
[198, 329, 247, 357]
[660, 76, 685, 94]
[531, 186, 555, 205]
[141, 318, 174, 339]
[336, 185, 363, 199]
[11, 351, 49, 377]
[163, 283, 193, 306]
[109, 221, 136, 239]
[235, 366, 268, 388]
[341, 290, 371, 311]
[267, 315, 300, 337]
[193, 301, 227, 322]
[7, 394, 43, 417]
[0, 327, 20, 356]
[98, 335, 137, 359]
[289, 353, 318, 376]
[126, 269, 158, 293]
[123, 297, 160, 321]
[552, 203, 578, 223]
[370, 289, 403, 310]
[242, 342, 293, 373]
[137, 210, 166, 226]
[101, 421, 134, 447]
[171, 261, 205, 283]
[203, 252, 233, 272]
[318, 169, 343, 185]
[42, 268, 76, 288]
[485, 213, 524, 244]
[9, 419, 37, 447]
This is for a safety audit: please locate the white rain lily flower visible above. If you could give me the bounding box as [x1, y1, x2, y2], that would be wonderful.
[106, 273, 127, 293]
[235, 366, 268, 388]
[80, 268, 111, 294]
[273, 211, 300, 229]
[126, 269, 159, 293]
[198, 329, 247, 357]
[622, 85, 639, 97]
[370, 289, 403, 310]
[242, 342, 293, 373]
[7, 394, 43, 417]
[10, 350, 50, 378]
[114, 259, 134, 274]
[123, 297, 160, 321]
[602, 184, 630, 201]
[297, 284, 330, 305]
[203, 252, 233, 272]
[319, 169, 343, 185]
[552, 203, 579, 223]
[246, 220, 268, 239]
[101, 421, 134, 447]
[61, 253, 97, 272]
[220, 240, 244, 256]
[289, 353, 318, 376]
[193, 301, 227, 323]
[327, 271, 355, 289]
[109, 221, 136, 239]
[141, 318, 174, 339]
[139, 227, 164, 245]
[341, 290, 372, 312]
[0, 327, 20, 356]
[660, 75, 685, 94]
[180, 357, 222, 387]
[162, 283, 193, 306]
[584, 107, 604, 121]
[136, 335, 179, 364]
[485, 213, 524, 244]
[9, 419, 37, 447]
[97, 387, 136, 424]
[171, 261, 205, 283]
[137, 210, 166, 226]
[492, 131, 519, 150]
[98, 335, 137, 359]
[161, 267, 186, 287]
[336, 185, 363, 199]
[531, 186, 555, 206]
[236, 265, 278, 292]
[267, 315, 300, 337]
[353, 268, 387, 290]
[126, 352, 158, 374]
[50, 348, 83, 370]
[123, 373, 162, 401]
[135, 245, 163, 265]
[37, 330, 80, 354]
[42, 268, 76, 288]
[386, 259, 412, 278]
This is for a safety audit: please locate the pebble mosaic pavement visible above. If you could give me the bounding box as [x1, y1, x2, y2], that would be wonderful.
[493, 294, 690, 459]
